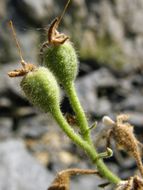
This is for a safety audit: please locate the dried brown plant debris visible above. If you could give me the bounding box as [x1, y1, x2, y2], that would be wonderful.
[8, 21, 36, 77]
[103, 114, 143, 177]
[40, 0, 70, 54]
[64, 113, 77, 126]
[115, 175, 143, 190]
[48, 168, 99, 190]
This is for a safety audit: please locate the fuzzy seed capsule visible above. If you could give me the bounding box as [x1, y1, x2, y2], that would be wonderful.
[21, 67, 60, 113]
[43, 41, 78, 86]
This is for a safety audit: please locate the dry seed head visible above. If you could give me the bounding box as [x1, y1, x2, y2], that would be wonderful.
[8, 21, 36, 77]
[116, 114, 130, 125]
[103, 114, 143, 177]
[41, 0, 71, 50]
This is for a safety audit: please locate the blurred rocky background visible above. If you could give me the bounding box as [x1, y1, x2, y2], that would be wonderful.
[0, 0, 143, 189]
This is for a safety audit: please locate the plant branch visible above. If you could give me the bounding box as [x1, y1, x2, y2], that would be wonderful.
[65, 82, 92, 143]
[51, 107, 120, 184]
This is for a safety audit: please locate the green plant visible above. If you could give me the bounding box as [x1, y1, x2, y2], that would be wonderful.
[8, 1, 143, 189]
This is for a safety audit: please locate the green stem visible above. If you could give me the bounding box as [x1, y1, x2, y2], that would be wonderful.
[64, 82, 91, 143]
[51, 107, 120, 184]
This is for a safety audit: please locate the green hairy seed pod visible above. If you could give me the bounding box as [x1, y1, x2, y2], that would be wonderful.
[43, 41, 78, 86]
[21, 67, 60, 113]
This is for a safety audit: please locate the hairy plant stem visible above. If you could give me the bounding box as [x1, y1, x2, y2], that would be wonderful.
[64, 82, 91, 143]
[51, 107, 120, 184]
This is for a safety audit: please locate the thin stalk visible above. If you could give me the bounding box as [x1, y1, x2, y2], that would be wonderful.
[51, 107, 120, 184]
[64, 82, 91, 143]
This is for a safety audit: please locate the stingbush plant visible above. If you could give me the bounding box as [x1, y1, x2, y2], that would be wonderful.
[40, 3, 89, 143]
[8, 1, 143, 189]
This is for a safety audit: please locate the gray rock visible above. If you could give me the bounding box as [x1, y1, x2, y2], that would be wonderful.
[80, 0, 143, 71]
[0, 62, 22, 95]
[114, 0, 143, 70]
[96, 97, 112, 115]
[0, 139, 53, 190]
[0, 0, 6, 19]
[16, 31, 39, 64]
[116, 0, 143, 34]
[0, 118, 12, 139]
[125, 111, 143, 128]
[71, 174, 105, 190]
[121, 94, 143, 112]
[0, 26, 14, 63]
[15, 0, 54, 24]
[0, 97, 12, 107]
[76, 76, 98, 114]
[76, 68, 117, 114]
[18, 114, 50, 138]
